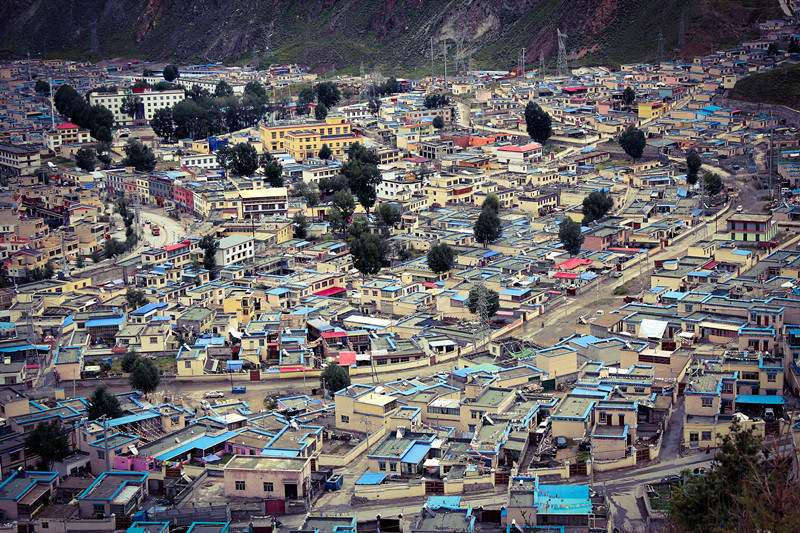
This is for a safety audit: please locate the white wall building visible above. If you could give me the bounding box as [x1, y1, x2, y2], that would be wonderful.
[88, 89, 186, 127]
[215, 234, 255, 266]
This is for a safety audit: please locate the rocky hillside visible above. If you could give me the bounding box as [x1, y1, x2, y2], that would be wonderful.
[0, 0, 780, 72]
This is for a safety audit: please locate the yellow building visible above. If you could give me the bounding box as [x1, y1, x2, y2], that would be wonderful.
[260, 116, 357, 160]
[638, 101, 664, 119]
[334, 384, 400, 432]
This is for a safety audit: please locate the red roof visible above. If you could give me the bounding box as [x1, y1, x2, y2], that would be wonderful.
[313, 286, 346, 297]
[321, 331, 347, 339]
[56, 122, 79, 130]
[164, 240, 191, 252]
[556, 258, 592, 271]
[423, 282, 439, 288]
[702, 260, 719, 269]
[554, 272, 580, 279]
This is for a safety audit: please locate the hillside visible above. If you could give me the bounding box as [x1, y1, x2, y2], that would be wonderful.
[731, 63, 800, 110]
[0, 0, 780, 73]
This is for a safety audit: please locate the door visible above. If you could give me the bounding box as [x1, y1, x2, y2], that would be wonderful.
[619, 414, 625, 426]
[284, 483, 298, 500]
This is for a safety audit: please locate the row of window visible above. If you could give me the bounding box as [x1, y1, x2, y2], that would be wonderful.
[234, 480, 273, 492]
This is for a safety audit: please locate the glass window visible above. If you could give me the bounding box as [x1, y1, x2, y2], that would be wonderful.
[263, 482, 274, 492]
[235, 481, 245, 490]
[701, 431, 712, 441]
[701, 397, 713, 408]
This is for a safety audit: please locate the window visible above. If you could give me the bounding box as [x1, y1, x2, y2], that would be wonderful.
[767, 373, 776, 382]
[97, 450, 105, 459]
[389, 462, 397, 471]
[235, 481, 246, 491]
[93, 504, 105, 517]
[149, 336, 158, 343]
[340, 415, 349, 424]
[9, 451, 19, 462]
[263, 482, 274, 492]
[689, 432, 699, 442]
[599, 412, 606, 423]
[701, 431, 712, 441]
[378, 461, 386, 471]
[701, 397, 714, 408]
[184, 361, 191, 369]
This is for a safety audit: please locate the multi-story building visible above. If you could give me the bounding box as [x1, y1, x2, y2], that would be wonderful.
[88, 89, 186, 126]
[726, 213, 777, 244]
[259, 116, 357, 160]
[236, 187, 288, 219]
[215, 235, 255, 266]
[45, 122, 92, 152]
[495, 143, 543, 172]
[0, 143, 41, 175]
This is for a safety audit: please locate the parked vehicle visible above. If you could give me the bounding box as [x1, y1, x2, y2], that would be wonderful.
[661, 474, 682, 484]
[204, 391, 224, 399]
[555, 436, 568, 448]
[764, 407, 776, 422]
[757, 241, 777, 249]
[200, 400, 211, 410]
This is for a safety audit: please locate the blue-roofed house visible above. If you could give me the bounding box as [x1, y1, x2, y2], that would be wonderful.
[77, 472, 148, 519]
[507, 476, 592, 531]
[0, 470, 57, 520]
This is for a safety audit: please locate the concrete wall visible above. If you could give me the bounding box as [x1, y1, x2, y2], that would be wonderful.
[316, 426, 386, 468]
[354, 480, 426, 501]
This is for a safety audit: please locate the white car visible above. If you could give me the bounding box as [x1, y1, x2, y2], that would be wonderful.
[736, 205, 743, 213]
[204, 391, 224, 398]
[200, 400, 211, 410]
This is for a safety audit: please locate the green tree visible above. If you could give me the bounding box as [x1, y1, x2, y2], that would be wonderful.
[374, 202, 400, 227]
[215, 80, 234, 98]
[129, 357, 161, 394]
[474, 209, 502, 246]
[320, 362, 350, 395]
[243, 81, 266, 99]
[125, 288, 149, 310]
[318, 144, 332, 160]
[427, 243, 455, 274]
[482, 193, 501, 214]
[621, 86, 636, 108]
[347, 217, 371, 240]
[319, 174, 348, 195]
[686, 150, 702, 186]
[789, 37, 800, 54]
[316, 81, 341, 108]
[120, 350, 140, 373]
[228, 143, 259, 176]
[342, 158, 381, 214]
[90, 250, 102, 263]
[86, 384, 123, 421]
[350, 232, 390, 276]
[259, 152, 283, 187]
[582, 190, 614, 225]
[315, 102, 328, 120]
[367, 97, 381, 116]
[122, 139, 156, 172]
[466, 286, 500, 318]
[703, 171, 723, 196]
[120, 95, 142, 120]
[559, 218, 584, 256]
[143, 68, 154, 77]
[163, 64, 179, 82]
[525, 101, 552, 144]
[293, 212, 309, 239]
[199, 235, 219, 279]
[767, 42, 779, 56]
[75, 147, 97, 172]
[43, 262, 54, 279]
[150, 108, 175, 143]
[619, 125, 646, 162]
[24, 421, 71, 468]
[329, 189, 356, 235]
[424, 93, 449, 109]
[34, 80, 50, 94]
[76, 255, 85, 269]
[432, 116, 445, 129]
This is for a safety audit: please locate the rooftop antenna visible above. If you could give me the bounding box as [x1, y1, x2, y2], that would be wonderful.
[556, 29, 568, 77]
[678, 11, 686, 47]
[656, 28, 665, 64]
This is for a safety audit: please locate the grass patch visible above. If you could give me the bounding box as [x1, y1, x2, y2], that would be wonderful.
[731, 64, 800, 110]
[593, 298, 617, 307]
[613, 279, 636, 296]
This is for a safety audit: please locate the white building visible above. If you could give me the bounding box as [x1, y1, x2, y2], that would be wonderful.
[180, 154, 220, 170]
[88, 89, 186, 126]
[215, 234, 255, 266]
[45, 123, 92, 152]
[495, 143, 543, 173]
[0, 143, 41, 175]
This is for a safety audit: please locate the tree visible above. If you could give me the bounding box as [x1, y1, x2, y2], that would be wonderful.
[367, 97, 381, 116]
[75, 147, 97, 172]
[25, 421, 71, 468]
[474, 209, 502, 246]
[122, 139, 156, 172]
[90, 250, 102, 263]
[315, 102, 328, 120]
[129, 357, 161, 394]
[582, 190, 614, 225]
[767, 42, 779, 56]
[316, 81, 341, 108]
[686, 150, 702, 186]
[215, 80, 234, 98]
[199, 235, 219, 278]
[524, 101, 552, 144]
[259, 152, 283, 187]
[320, 362, 350, 395]
[374, 202, 400, 227]
[120, 350, 140, 373]
[76, 255, 85, 269]
[125, 288, 149, 310]
[318, 144, 333, 160]
[350, 232, 390, 276]
[342, 158, 381, 214]
[163, 64, 179, 82]
[559, 218, 584, 256]
[467, 286, 500, 318]
[347, 217, 371, 240]
[703, 171, 723, 196]
[424, 93, 449, 109]
[293, 212, 309, 239]
[319, 174, 348, 195]
[243, 81, 266, 99]
[482, 193, 501, 214]
[619, 125, 646, 162]
[228, 143, 259, 176]
[120, 95, 142, 120]
[329, 189, 356, 235]
[34, 80, 50, 94]
[86, 384, 123, 421]
[789, 37, 800, 54]
[621, 86, 636, 108]
[667, 422, 766, 533]
[432, 116, 445, 129]
[150, 108, 175, 143]
[427, 243, 455, 274]
[43, 262, 54, 279]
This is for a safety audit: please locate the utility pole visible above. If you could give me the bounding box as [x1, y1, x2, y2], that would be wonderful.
[443, 42, 448, 92]
[769, 120, 774, 200]
[430, 38, 435, 82]
[27, 51, 31, 81]
[678, 11, 687, 47]
[539, 50, 545, 80]
[102, 416, 111, 472]
[521, 47, 526, 79]
[48, 74, 56, 131]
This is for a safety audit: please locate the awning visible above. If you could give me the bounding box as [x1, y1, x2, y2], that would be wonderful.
[554, 272, 579, 279]
[639, 319, 668, 339]
[313, 287, 346, 297]
[355, 472, 386, 485]
[226, 360, 243, 371]
[735, 394, 784, 406]
[678, 331, 695, 338]
[229, 327, 243, 339]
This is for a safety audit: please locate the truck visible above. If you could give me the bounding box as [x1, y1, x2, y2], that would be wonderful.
[151, 225, 160, 236]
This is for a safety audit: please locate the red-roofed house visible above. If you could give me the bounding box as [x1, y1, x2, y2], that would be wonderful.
[45, 123, 91, 153]
[496, 143, 543, 172]
[555, 258, 592, 272]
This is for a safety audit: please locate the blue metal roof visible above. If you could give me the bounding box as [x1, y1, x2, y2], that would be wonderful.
[355, 472, 386, 485]
[131, 303, 168, 316]
[735, 394, 784, 405]
[155, 430, 243, 461]
[85, 316, 125, 328]
[401, 443, 430, 464]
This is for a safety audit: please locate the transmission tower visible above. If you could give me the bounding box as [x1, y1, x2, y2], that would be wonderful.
[678, 12, 686, 47]
[467, 53, 473, 74]
[656, 28, 665, 64]
[539, 50, 545, 80]
[521, 47, 526, 78]
[473, 278, 491, 351]
[90, 20, 99, 54]
[556, 29, 568, 77]
[430, 38, 435, 81]
[442, 41, 448, 91]
[261, 22, 274, 60]
[252, 47, 259, 71]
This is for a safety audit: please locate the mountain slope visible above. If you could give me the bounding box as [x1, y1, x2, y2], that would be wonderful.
[0, 0, 780, 72]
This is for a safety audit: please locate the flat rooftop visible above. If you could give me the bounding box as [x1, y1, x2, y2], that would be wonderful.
[224, 455, 308, 471]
